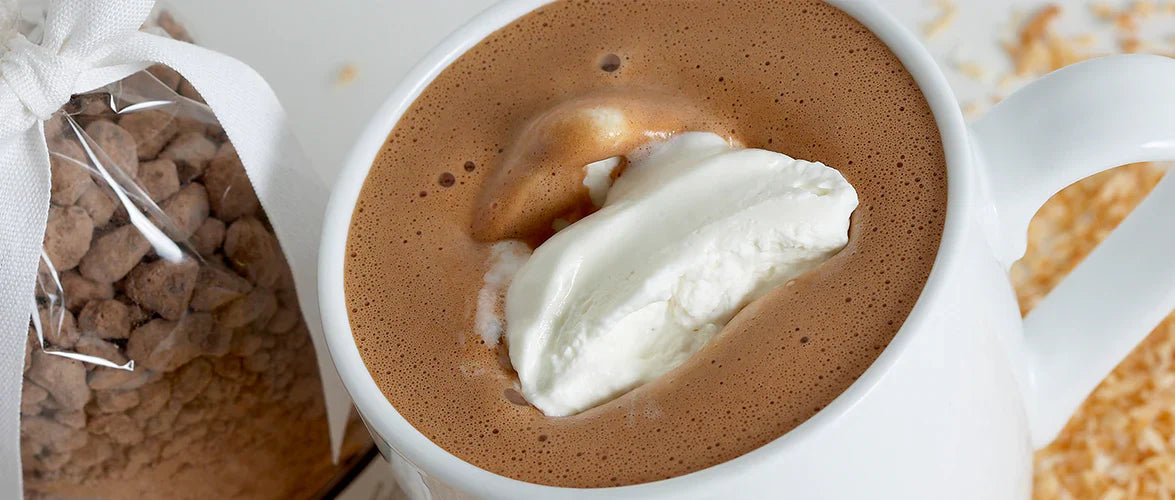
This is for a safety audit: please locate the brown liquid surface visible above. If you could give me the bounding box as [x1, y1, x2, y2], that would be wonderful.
[346, 0, 947, 488]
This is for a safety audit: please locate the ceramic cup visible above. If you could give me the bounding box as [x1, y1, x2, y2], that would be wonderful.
[320, 0, 1175, 498]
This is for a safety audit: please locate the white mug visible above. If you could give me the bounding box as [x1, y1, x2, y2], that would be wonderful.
[318, 0, 1175, 498]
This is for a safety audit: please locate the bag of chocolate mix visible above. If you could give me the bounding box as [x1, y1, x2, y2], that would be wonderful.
[17, 7, 371, 499]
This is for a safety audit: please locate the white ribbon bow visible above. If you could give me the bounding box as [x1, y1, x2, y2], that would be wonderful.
[0, 0, 350, 493]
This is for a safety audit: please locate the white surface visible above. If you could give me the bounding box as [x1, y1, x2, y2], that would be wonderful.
[506, 132, 857, 417]
[164, 0, 1115, 185]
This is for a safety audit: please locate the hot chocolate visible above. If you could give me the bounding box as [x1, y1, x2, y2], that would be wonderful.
[345, 0, 946, 488]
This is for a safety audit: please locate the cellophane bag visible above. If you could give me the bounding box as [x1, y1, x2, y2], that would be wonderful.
[20, 9, 371, 499]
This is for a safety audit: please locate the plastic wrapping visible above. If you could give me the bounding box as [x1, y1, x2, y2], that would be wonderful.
[20, 10, 371, 499]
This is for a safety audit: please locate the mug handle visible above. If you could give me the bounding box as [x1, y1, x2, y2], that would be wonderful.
[971, 54, 1175, 448]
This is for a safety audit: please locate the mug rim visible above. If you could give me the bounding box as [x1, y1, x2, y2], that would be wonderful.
[319, 0, 973, 497]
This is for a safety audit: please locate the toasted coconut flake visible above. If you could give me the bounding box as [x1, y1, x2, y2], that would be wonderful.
[1115, 11, 1139, 33]
[334, 63, 359, 87]
[924, 0, 959, 39]
[1092, 2, 1118, 19]
[956, 60, 989, 81]
[1023, 4, 1063, 44]
[1131, 0, 1158, 17]
[1073, 33, 1099, 47]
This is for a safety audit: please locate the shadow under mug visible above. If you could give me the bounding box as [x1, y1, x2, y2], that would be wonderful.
[319, 0, 1175, 498]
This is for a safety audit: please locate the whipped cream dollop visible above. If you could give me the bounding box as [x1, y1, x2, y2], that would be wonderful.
[505, 132, 859, 416]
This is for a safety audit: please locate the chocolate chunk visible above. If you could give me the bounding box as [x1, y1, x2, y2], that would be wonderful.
[215, 288, 276, 329]
[190, 217, 225, 257]
[124, 303, 150, 327]
[266, 307, 299, 334]
[70, 437, 113, 468]
[79, 225, 151, 283]
[146, 64, 182, 91]
[156, 11, 193, 42]
[75, 184, 117, 228]
[74, 335, 128, 364]
[38, 306, 79, 348]
[212, 356, 243, 380]
[126, 313, 211, 372]
[124, 258, 198, 320]
[84, 120, 140, 178]
[161, 426, 206, 459]
[21, 383, 47, 415]
[30, 449, 70, 472]
[144, 400, 182, 436]
[66, 93, 113, 117]
[89, 413, 143, 446]
[203, 143, 260, 221]
[119, 110, 178, 160]
[230, 333, 263, 358]
[136, 158, 180, 202]
[160, 132, 216, 181]
[130, 379, 170, 420]
[170, 358, 212, 404]
[223, 217, 283, 287]
[243, 351, 270, 373]
[60, 271, 114, 312]
[26, 351, 91, 410]
[159, 182, 209, 239]
[77, 299, 130, 339]
[173, 116, 211, 137]
[43, 205, 93, 271]
[48, 140, 94, 205]
[87, 368, 150, 391]
[95, 389, 140, 413]
[177, 79, 205, 104]
[124, 440, 161, 476]
[192, 321, 233, 357]
[174, 404, 208, 427]
[190, 264, 252, 311]
[22, 415, 88, 454]
[53, 410, 86, 430]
